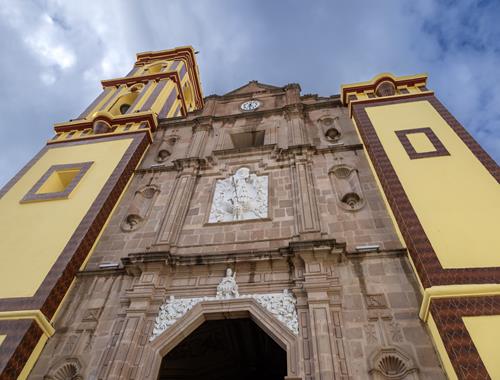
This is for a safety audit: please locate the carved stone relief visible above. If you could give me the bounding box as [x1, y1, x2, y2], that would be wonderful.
[329, 165, 365, 211]
[208, 167, 268, 223]
[369, 346, 418, 380]
[44, 357, 83, 380]
[150, 269, 298, 340]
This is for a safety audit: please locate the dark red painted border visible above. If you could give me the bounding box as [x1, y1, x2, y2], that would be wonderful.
[395, 127, 450, 159]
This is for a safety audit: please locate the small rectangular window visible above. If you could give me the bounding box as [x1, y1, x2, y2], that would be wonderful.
[230, 131, 265, 149]
[21, 162, 93, 203]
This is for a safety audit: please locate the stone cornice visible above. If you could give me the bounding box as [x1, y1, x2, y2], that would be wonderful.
[157, 99, 344, 129]
[120, 238, 346, 270]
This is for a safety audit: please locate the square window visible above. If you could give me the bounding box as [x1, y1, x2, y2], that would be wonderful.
[21, 162, 93, 203]
[395, 128, 450, 160]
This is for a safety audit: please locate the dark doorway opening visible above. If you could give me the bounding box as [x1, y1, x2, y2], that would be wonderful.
[157, 318, 287, 380]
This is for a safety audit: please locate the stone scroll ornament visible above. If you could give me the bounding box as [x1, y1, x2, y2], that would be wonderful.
[208, 167, 268, 223]
[150, 268, 299, 340]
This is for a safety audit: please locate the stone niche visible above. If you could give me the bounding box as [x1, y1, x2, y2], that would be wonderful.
[329, 164, 365, 211]
[121, 185, 160, 231]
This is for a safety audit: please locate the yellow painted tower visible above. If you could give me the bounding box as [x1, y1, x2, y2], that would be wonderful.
[0, 46, 203, 379]
[342, 74, 500, 379]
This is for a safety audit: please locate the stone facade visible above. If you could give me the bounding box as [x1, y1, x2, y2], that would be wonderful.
[29, 81, 445, 379]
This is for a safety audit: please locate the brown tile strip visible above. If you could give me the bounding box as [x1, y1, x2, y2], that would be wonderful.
[140, 80, 167, 112]
[0, 133, 149, 318]
[395, 127, 450, 159]
[125, 80, 153, 114]
[158, 87, 178, 118]
[430, 296, 500, 379]
[20, 161, 93, 203]
[352, 94, 500, 287]
[0, 319, 43, 380]
[77, 87, 112, 120]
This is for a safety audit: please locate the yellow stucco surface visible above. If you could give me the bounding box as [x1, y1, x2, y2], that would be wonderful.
[463, 315, 500, 378]
[366, 101, 500, 269]
[406, 132, 436, 153]
[0, 138, 132, 298]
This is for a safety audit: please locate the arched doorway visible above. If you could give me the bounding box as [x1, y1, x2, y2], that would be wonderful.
[146, 298, 302, 380]
[157, 318, 287, 380]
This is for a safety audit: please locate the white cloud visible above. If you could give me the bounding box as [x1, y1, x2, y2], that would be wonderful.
[0, 0, 498, 187]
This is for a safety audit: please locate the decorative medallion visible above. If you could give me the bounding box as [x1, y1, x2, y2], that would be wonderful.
[240, 100, 261, 111]
[208, 167, 268, 223]
[150, 269, 299, 340]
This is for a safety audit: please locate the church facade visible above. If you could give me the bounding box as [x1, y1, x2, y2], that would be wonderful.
[0, 46, 499, 379]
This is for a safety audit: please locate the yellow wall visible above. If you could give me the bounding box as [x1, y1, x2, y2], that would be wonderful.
[463, 315, 500, 378]
[0, 138, 132, 298]
[365, 101, 500, 269]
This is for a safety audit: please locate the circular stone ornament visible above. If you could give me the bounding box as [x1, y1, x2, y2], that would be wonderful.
[240, 100, 261, 111]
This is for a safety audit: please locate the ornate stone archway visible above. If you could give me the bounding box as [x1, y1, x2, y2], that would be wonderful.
[144, 298, 302, 380]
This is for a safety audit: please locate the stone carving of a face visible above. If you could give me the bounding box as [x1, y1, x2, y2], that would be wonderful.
[208, 167, 268, 223]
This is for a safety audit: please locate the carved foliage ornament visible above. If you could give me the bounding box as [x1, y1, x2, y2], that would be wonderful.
[150, 269, 299, 340]
[209, 167, 268, 223]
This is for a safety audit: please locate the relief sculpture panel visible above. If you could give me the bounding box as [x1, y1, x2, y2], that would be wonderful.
[208, 167, 268, 223]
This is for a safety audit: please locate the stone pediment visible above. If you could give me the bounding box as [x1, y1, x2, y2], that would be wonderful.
[224, 80, 282, 96]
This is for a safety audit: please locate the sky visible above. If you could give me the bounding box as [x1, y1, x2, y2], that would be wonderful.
[0, 0, 499, 186]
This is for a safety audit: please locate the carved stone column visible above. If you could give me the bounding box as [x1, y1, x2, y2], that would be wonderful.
[155, 159, 200, 249]
[186, 122, 211, 158]
[98, 264, 166, 380]
[285, 104, 308, 147]
[292, 241, 345, 380]
[289, 149, 321, 239]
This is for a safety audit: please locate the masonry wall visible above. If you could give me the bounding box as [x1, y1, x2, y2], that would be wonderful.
[29, 83, 445, 380]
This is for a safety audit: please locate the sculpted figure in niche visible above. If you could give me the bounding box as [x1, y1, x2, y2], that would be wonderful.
[216, 268, 239, 299]
[209, 167, 268, 223]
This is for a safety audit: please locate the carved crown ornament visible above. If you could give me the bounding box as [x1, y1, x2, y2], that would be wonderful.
[150, 268, 299, 341]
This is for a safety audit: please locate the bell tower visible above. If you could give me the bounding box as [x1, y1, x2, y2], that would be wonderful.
[0, 46, 203, 379]
[341, 73, 500, 379]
